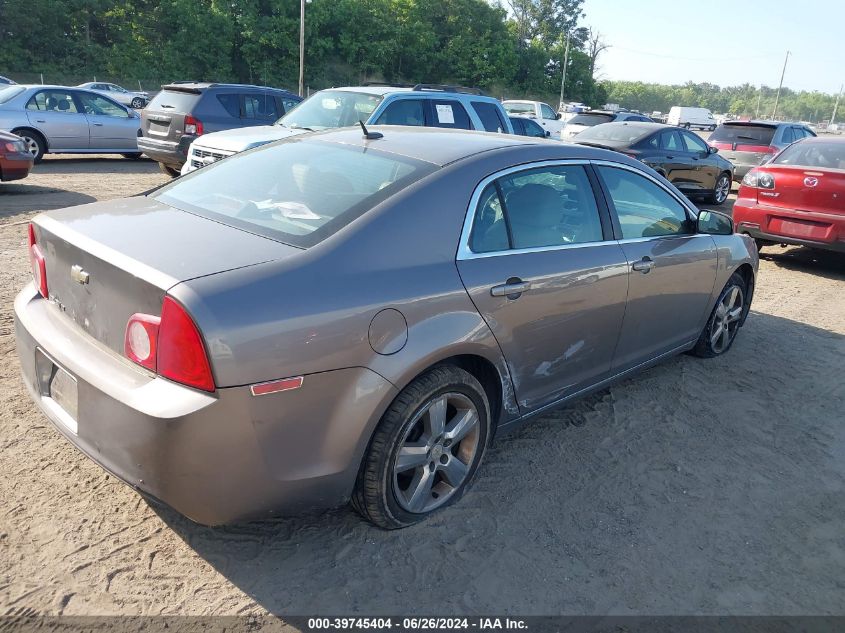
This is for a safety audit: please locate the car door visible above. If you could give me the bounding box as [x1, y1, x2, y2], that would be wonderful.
[76, 91, 138, 150]
[539, 102, 562, 136]
[656, 130, 691, 186]
[594, 164, 717, 371]
[456, 162, 630, 413]
[679, 129, 718, 190]
[24, 89, 89, 150]
[241, 91, 281, 127]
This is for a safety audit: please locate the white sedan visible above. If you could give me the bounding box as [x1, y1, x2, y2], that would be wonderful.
[77, 82, 149, 109]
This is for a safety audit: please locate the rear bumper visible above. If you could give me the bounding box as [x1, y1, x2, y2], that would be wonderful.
[733, 198, 845, 253]
[731, 164, 754, 181]
[14, 285, 398, 525]
[0, 152, 34, 181]
[137, 135, 196, 168]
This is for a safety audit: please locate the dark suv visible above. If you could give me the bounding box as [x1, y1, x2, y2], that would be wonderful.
[707, 121, 816, 180]
[138, 83, 302, 176]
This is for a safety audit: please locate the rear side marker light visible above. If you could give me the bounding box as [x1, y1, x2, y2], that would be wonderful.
[250, 376, 304, 397]
[28, 223, 48, 298]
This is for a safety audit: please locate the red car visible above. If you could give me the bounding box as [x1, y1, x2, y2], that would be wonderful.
[0, 130, 34, 182]
[734, 136, 845, 253]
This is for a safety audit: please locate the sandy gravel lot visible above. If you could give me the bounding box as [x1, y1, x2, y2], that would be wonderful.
[1, 156, 843, 617]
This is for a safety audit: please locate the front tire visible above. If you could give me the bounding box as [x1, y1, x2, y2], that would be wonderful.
[684, 122, 691, 129]
[707, 172, 732, 205]
[13, 128, 46, 163]
[352, 365, 491, 529]
[131, 97, 145, 109]
[691, 272, 747, 358]
[158, 162, 180, 178]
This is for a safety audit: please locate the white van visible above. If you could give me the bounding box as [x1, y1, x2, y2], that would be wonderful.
[667, 106, 716, 131]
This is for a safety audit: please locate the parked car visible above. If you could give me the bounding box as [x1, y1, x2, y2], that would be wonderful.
[707, 121, 817, 181]
[573, 121, 734, 204]
[667, 106, 716, 131]
[734, 136, 845, 253]
[15, 126, 756, 528]
[0, 75, 16, 85]
[180, 84, 514, 175]
[0, 130, 34, 182]
[0, 84, 142, 162]
[502, 100, 564, 137]
[138, 82, 303, 176]
[77, 82, 150, 109]
[560, 110, 652, 140]
[509, 116, 548, 137]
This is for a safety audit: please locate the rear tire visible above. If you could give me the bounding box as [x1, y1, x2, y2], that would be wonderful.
[12, 128, 46, 163]
[707, 172, 732, 205]
[691, 272, 747, 358]
[130, 97, 145, 109]
[352, 365, 491, 529]
[122, 152, 143, 160]
[709, 124, 716, 131]
[158, 162, 180, 178]
[684, 122, 691, 129]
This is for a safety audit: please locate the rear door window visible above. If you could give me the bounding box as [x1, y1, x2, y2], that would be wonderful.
[781, 127, 795, 144]
[659, 130, 682, 151]
[26, 90, 79, 113]
[472, 101, 507, 133]
[429, 100, 472, 130]
[216, 93, 241, 117]
[374, 99, 426, 126]
[243, 93, 280, 120]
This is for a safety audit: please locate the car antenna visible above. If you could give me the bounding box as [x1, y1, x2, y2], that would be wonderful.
[359, 120, 383, 140]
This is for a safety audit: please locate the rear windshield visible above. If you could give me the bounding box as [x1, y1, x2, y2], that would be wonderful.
[772, 141, 845, 169]
[577, 124, 649, 144]
[568, 113, 614, 126]
[503, 102, 534, 115]
[710, 124, 776, 145]
[278, 90, 383, 131]
[0, 85, 24, 104]
[152, 138, 437, 247]
[147, 89, 202, 113]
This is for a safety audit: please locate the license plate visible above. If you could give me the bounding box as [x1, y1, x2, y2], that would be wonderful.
[36, 350, 79, 434]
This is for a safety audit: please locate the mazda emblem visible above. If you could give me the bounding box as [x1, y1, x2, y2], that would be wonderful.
[804, 176, 819, 188]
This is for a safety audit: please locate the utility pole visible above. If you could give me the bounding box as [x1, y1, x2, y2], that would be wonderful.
[559, 33, 570, 110]
[772, 50, 790, 120]
[298, 0, 306, 97]
[755, 85, 762, 119]
[832, 83, 843, 126]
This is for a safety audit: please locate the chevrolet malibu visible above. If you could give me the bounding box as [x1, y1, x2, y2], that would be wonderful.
[15, 127, 757, 529]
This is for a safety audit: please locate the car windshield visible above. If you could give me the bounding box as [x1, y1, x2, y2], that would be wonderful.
[577, 124, 649, 144]
[504, 103, 534, 115]
[0, 85, 24, 104]
[276, 90, 383, 131]
[568, 113, 614, 126]
[710, 124, 776, 145]
[772, 141, 845, 169]
[153, 138, 437, 247]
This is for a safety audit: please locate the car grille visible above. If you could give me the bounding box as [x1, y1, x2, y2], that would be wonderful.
[190, 147, 234, 169]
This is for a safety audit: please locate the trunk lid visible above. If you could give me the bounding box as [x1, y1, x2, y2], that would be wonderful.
[32, 197, 299, 355]
[756, 166, 845, 214]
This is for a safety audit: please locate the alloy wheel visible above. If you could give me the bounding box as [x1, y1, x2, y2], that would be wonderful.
[715, 175, 731, 203]
[20, 134, 39, 157]
[710, 285, 744, 353]
[392, 392, 480, 513]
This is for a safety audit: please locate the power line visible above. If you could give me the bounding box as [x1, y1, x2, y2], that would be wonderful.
[609, 45, 782, 63]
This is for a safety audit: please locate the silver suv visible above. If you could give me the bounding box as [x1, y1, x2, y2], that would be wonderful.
[181, 83, 514, 175]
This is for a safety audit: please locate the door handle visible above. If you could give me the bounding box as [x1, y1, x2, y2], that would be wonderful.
[631, 257, 655, 273]
[491, 278, 531, 298]
[93, 123, 104, 126]
[665, 155, 675, 159]
[35, 119, 46, 123]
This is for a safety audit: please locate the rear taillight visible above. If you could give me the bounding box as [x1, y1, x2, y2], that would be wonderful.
[28, 223, 48, 298]
[123, 297, 215, 392]
[184, 115, 203, 136]
[741, 170, 775, 189]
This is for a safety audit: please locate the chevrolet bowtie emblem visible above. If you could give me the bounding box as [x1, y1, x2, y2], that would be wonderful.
[71, 265, 90, 285]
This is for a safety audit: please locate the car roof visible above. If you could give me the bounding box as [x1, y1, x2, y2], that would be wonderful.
[161, 82, 298, 94]
[584, 121, 669, 132]
[721, 120, 793, 128]
[298, 126, 617, 167]
[328, 85, 495, 100]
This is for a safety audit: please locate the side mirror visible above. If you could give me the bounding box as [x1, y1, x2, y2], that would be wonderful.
[556, 113, 562, 120]
[697, 210, 733, 236]
[708, 145, 718, 154]
[545, 130, 550, 137]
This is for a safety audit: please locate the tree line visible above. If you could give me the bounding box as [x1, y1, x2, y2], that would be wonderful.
[0, 0, 838, 122]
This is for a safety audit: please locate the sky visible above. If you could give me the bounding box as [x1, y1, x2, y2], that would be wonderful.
[580, 0, 844, 95]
